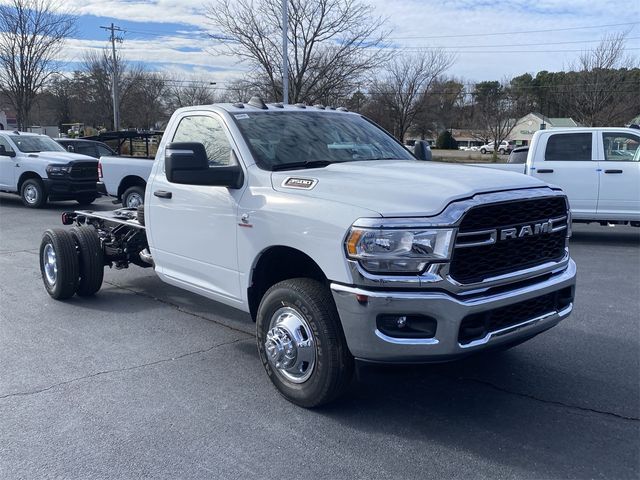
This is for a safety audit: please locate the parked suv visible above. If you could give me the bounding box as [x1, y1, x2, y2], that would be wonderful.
[0, 132, 98, 208]
[480, 141, 513, 155]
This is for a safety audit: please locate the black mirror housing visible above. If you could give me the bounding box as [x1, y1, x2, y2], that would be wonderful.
[165, 142, 243, 189]
[414, 140, 432, 161]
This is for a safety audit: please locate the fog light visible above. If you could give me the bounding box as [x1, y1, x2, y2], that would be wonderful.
[377, 314, 437, 339]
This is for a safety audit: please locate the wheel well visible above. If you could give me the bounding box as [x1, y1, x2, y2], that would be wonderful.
[248, 246, 327, 321]
[17, 172, 42, 191]
[117, 176, 146, 198]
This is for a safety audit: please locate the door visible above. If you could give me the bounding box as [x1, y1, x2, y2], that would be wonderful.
[597, 131, 640, 220]
[146, 113, 244, 301]
[0, 136, 17, 189]
[530, 132, 598, 217]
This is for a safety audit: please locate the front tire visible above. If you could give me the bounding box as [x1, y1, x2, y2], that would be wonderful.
[122, 186, 145, 208]
[480, 148, 487, 154]
[70, 226, 104, 296]
[40, 229, 79, 300]
[21, 178, 46, 208]
[256, 278, 354, 408]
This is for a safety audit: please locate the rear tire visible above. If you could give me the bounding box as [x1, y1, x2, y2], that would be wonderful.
[122, 185, 145, 208]
[136, 205, 145, 226]
[76, 194, 96, 206]
[256, 278, 354, 408]
[21, 178, 46, 208]
[70, 226, 104, 296]
[40, 229, 79, 300]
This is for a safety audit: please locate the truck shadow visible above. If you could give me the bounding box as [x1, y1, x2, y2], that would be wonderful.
[311, 342, 637, 479]
[0, 193, 116, 211]
[570, 224, 639, 247]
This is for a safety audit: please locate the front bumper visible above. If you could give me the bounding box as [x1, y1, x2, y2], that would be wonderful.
[43, 178, 98, 200]
[331, 259, 576, 363]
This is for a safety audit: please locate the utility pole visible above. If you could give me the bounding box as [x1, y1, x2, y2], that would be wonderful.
[100, 23, 124, 131]
[282, 0, 288, 104]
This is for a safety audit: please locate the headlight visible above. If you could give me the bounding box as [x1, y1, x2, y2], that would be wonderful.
[345, 227, 454, 274]
[46, 164, 72, 176]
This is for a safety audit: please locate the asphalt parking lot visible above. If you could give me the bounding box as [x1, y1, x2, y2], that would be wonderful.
[1, 194, 638, 479]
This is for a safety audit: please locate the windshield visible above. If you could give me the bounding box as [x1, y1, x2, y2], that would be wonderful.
[9, 135, 66, 153]
[231, 111, 414, 170]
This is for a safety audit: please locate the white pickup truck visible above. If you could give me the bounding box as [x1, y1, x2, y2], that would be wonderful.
[471, 128, 640, 226]
[38, 99, 577, 407]
[98, 155, 154, 207]
[0, 132, 98, 208]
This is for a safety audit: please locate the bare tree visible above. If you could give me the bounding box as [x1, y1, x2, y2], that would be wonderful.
[0, 0, 76, 129]
[471, 80, 515, 156]
[206, 0, 389, 104]
[368, 50, 455, 142]
[559, 32, 639, 126]
[165, 79, 219, 110]
[121, 71, 169, 129]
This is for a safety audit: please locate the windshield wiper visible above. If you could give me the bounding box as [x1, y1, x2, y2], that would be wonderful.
[271, 160, 333, 171]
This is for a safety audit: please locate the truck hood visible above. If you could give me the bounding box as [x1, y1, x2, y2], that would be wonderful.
[25, 151, 96, 163]
[271, 160, 548, 217]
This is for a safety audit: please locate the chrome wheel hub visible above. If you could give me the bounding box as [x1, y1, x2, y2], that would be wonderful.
[264, 307, 316, 383]
[43, 243, 57, 285]
[126, 193, 143, 208]
[24, 185, 38, 204]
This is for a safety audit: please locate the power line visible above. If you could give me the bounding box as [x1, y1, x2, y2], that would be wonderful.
[398, 47, 640, 54]
[388, 21, 639, 39]
[396, 36, 640, 50]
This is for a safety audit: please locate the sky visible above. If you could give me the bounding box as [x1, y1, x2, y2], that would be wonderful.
[5, 0, 640, 88]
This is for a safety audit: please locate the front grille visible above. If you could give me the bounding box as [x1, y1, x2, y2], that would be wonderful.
[450, 196, 567, 284]
[458, 286, 573, 345]
[69, 161, 98, 181]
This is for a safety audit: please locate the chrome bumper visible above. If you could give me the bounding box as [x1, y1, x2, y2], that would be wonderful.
[331, 259, 576, 362]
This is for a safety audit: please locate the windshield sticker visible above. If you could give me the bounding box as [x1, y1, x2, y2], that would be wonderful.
[282, 177, 318, 190]
[234, 114, 250, 120]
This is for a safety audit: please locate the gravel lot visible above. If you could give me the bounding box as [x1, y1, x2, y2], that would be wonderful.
[1, 194, 638, 479]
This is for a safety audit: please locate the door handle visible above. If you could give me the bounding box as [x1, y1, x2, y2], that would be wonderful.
[604, 169, 623, 174]
[537, 169, 554, 173]
[153, 190, 172, 199]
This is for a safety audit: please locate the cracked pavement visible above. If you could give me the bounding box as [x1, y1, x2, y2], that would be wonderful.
[1, 195, 638, 479]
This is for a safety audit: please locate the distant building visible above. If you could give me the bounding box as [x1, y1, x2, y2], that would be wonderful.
[507, 113, 579, 146]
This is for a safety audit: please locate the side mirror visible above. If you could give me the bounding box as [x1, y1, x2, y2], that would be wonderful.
[165, 142, 243, 189]
[67, 145, 75, 152]
[0, 144, 15, 157]
[414, 140, 432, 161]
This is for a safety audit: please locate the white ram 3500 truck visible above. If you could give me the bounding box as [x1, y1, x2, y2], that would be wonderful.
[39, 99, 577, 407]
[0, 132, 99, 208]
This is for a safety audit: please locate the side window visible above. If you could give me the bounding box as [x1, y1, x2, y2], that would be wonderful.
[0, 136, 15, 154]
[97, 145, 114, 157]
[172, 115, 233, 167]
[76, 143, 98, 158]
[603, 133, 639, 162]
[544, 133, 592, 161]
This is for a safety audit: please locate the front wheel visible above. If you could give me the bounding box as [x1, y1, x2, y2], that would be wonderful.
[256, 278, 354, 407]
[498, 148, 505, 155]
[21, 178, 46, 208]
[480, 148, 487, 154]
